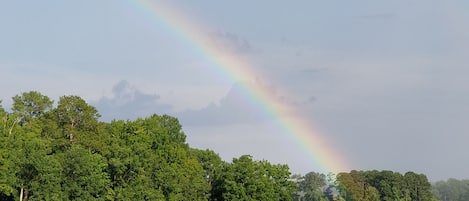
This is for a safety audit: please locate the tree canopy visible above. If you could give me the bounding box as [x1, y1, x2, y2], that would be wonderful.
[432, 178, 469, 201]
[334, 170, 436, 201]
[0, 92, 298, 201]
[0, 92, 447, 201]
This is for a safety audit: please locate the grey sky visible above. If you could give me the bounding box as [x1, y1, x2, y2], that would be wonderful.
[1, 0, 469, 181]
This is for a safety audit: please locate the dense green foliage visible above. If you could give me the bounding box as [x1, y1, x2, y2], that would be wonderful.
[335, 170, 436, 201]
[213, 155, 295, 201]
[0, 92, 296, 201]
[292, 172, 329, 201]
[290, 170, 445, 201]
[432, 178, 469, 201]
[0, 91, 457, 201]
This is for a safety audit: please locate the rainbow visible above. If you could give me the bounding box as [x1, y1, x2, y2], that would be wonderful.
[127, 0, 350, 174]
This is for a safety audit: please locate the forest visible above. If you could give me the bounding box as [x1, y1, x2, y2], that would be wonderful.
[0, 91, 464, 201]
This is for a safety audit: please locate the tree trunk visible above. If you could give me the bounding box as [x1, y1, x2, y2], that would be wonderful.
[70, 119, 75, 143]
[23, 190, 28, 201]
[8, 118, 19, 135]
[20, 188, 23, 201]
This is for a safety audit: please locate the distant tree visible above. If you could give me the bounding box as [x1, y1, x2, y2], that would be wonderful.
[336, 170, 436, 201]
[294, 171, 328, 201]
[336, 171, 364, 201]
[432, 178, 469, 201]
[300, 172, 327, 191]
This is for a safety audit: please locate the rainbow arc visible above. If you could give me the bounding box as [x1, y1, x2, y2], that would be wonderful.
[129, 0, 350, 174]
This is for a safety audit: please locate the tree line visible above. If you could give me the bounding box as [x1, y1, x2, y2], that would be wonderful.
[292, 170, 442, 201]
[0, 91, 454, 200]
[0, 91, 296, 200]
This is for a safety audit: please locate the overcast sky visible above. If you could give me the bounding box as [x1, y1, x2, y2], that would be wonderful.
[1, 0, 469, 181]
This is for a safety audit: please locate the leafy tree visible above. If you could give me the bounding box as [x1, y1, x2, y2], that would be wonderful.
[0, 108, 61, 201]
[1, 92, 306, 201]
[266, 161, 297, 200]
[105, 119, 165, 200]
[105, 115, 210, 200]
[432, 178, 469, 201]
[59, 145, 110, 201]
[404, 172, 433, 201]
[55, 95, 100, 143]
[12, 91, 53, 125]
[364, 170, 405, 201]
[144, 115, 209, 200]
[336, 171, 364, 201]
[336, 170, 436, 201]
[293, 171, 328, 201]
[218, 155, 296, 201]
[16, 147, 62, 201]
[0, 101, 16, 200]
[190, 148, 224, 199]
[300, 172, 327, 191]
[0, 100, 6, 117]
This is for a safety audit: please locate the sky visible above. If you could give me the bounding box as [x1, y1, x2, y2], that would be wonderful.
[1, 0, 469, 181]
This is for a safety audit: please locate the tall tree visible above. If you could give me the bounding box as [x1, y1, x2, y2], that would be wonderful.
[0, 101, 16, 200]
[54, 95, 100, 146]
[404, 172, 433, 201]
[144, 115, 209, 200]
[12, 91, 53, 125]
